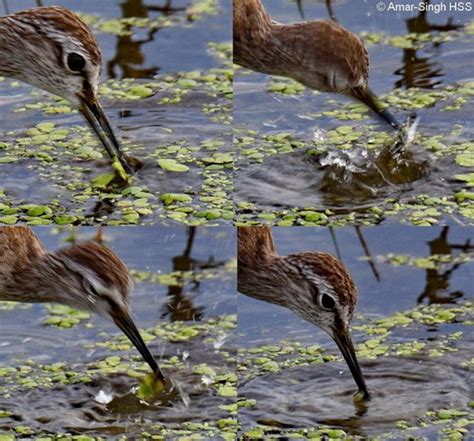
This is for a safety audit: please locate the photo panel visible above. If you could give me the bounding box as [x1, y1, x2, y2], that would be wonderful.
[233, 0, 473, 227]
[0, 0, 232, 227]
[237, 225, 473, 439]
[0, 226, 237, 439]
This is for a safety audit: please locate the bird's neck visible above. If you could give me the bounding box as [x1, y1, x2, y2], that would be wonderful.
[0, 16, 23, 79]
[8, 253, 75, 305]
[234, 0, 273, 37]
[237, 251, 300, 309]
[238, 226, 276, 267]
[233, 0, 285, 75]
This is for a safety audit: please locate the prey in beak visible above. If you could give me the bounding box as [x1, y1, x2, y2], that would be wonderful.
[332, 326, 371, 401]
[111, 309, 165, 381]
[349, 85, 400, 130]
[80, 97, 133, 175]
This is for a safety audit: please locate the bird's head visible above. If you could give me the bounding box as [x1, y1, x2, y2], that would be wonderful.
[54, 242, 133, 318]
[280, 252, 370, 399]
[51, 242, 163, 379]
[7, 7, 130, 170]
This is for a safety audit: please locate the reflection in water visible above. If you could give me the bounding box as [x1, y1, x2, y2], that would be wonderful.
[107, 0, 186, 79]
[291, 0, 338, 21]
[162, 227, 228, 322]
[3, 0, 46, 11]
[62, 226, 105, 246]
[394, 0, 464, 89]
[329, 227, 381, 282]
[417, 227, 473, 305]
[354, 227, 381, 282]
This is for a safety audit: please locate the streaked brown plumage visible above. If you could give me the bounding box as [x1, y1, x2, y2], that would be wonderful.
[238, 226, 370, 399]
[0, 6, 132, 172]
[233, 0, 399, 129]
[0, 226, 164, 380]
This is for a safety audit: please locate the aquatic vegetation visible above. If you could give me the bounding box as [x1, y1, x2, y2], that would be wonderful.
[43, 304, 91, 329]
[132, 261, 235, 287]
[80, 0, 220, 37]
[371, 252, 473, 269]
[0, 67, 232, 226]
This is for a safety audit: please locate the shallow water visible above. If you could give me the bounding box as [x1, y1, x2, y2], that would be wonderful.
[0, 0, 232, 226]
[239, 354, 471, 436]
[0, 227, 237, 439]
[234, 0, 474, 226]
[236, 144, 449, 212]
[238, 226, 473, 438]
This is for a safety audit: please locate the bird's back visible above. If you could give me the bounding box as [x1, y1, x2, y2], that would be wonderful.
[271, 20, 369, 91]
[233, 0, 369, 91]
[238, 226, 276, 268]
[0, 226, 46, 295]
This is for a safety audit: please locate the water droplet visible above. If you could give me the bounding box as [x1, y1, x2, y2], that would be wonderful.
[94, 389, 113, 404]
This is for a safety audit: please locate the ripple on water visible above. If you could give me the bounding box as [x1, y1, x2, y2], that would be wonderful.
[0, 329, 238, 438]
[238, 354, 471, 437]
[235, 144, 455, 211]
[0, 369, 233, 438]
[0, 328, 69, 364]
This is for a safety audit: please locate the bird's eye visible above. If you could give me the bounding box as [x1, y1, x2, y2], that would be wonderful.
[67, 52, 86, 72]
[82, 278, 100, 297]
[320, 293, 336, 310]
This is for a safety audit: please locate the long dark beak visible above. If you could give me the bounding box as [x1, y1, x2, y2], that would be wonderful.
[350, 86, 400, 130]
[112, 310, 165, 381]
[80, 99, 133, 174]
[332, 328, 371, 400]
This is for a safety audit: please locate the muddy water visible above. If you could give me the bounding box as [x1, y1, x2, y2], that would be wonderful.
[0, 227, 237, 439]
[238, 226, 473, 438]
[234, 0, 474, 225]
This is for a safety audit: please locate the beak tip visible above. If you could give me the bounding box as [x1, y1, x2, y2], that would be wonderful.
[355, 388, 371, 402]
